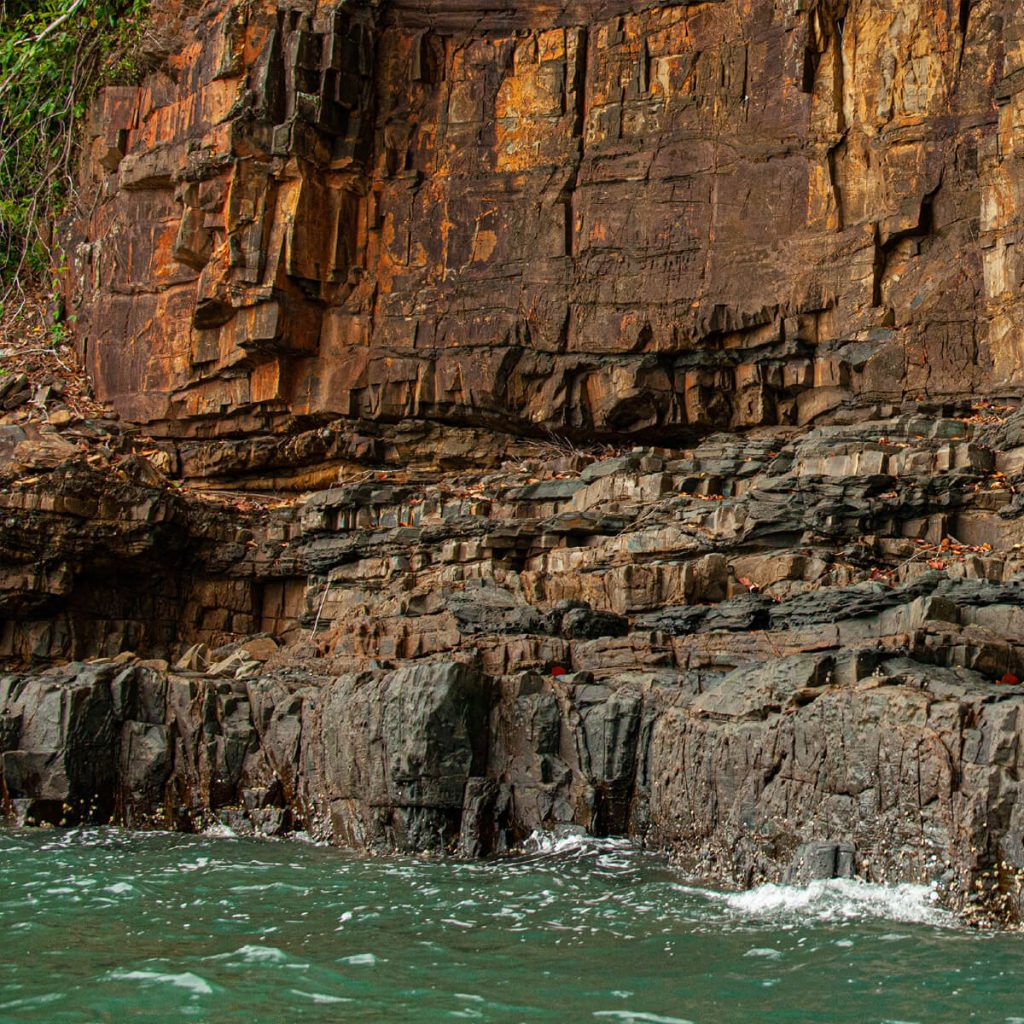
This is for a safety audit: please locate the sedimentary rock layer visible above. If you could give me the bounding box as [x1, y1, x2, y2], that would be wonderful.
[4, 405, 1024, 924]
[69, 0, 1024, 439]
[7, 0, 1024, 925]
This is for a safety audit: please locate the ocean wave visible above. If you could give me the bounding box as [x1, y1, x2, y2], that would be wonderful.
[703, 878, 953, 928]
[200, 822, 238, 839]
[232, 945, 290, 964]
[340, 952, 380, 966]
[106, 969, 215, 996]
[289, 988, 352, 1004]
[522, 829, 635, 856]
[593, 1012, 696, 1024]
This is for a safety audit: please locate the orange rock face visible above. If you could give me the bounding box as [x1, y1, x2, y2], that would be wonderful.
[70, 0, 1024, 438]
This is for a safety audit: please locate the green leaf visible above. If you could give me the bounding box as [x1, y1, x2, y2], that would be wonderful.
[0, 0, 149, 289]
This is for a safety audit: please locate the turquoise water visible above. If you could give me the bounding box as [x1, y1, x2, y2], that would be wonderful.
[1, 828, 1022, 1023]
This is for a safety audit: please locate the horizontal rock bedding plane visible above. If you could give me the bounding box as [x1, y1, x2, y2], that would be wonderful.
[4, 406, 1024, 926]
[3, 0, 1024, 928]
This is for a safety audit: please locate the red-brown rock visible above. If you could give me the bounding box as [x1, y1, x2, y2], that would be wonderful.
[68, 0, 1024, 440]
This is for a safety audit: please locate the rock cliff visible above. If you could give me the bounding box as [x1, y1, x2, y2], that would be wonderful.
[4, 0, 1024, 926]
[71, 0, 1024, 446]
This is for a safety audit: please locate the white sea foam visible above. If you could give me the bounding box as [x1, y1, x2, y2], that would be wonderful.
[340, 953, 379, 966]
[712, 878, 952, 927]
[289, 989, 351, 1004]
[524, 830, 634, 856]
[176, 856, 215, 872]
[108, 970, 214, 996]
[593, 1012, 696, 1024]
[235, 945, 289, 963]
[0, 993, 65, 1011]
[291, 831, 329, 846]
[201, 822, 237, 839]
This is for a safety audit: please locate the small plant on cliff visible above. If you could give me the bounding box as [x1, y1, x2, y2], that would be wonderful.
[0, 0, 147, 297]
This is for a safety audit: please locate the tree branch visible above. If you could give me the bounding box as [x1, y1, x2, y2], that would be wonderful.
[0, 0, 86, 102]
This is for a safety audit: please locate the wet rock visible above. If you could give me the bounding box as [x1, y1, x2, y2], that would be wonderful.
[783, 843, 858, 885]
[313, 662, 491, 851]
[0, 664, 119, 823]
[560, 607, 629, 640]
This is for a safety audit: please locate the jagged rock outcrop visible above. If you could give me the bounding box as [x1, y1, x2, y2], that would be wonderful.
[4, 404, 1024, 924]
[7, 0, 1024, 925]
[69, 0, 1024, 453]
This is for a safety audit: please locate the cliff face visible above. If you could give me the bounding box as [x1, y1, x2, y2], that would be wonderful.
[6, 0, 1024, 925]
[6, 420, 1024, 927]
[71, 0, 1024, 442]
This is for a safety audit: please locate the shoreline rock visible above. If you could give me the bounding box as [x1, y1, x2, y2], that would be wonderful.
[3, 407, 1024, 926]
[3, 647, 1024, 927]
[7, 0, 1024, 929]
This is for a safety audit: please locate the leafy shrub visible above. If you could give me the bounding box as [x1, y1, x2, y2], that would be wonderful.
[0, 0, 147, 295]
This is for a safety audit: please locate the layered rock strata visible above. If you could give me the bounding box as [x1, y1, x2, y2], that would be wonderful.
[69, 0, 1024, 441]
[5, 405, 1024, 925]
[6, 0, 1024, 926]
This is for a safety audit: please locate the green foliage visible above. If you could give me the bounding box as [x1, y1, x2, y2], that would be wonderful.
[0, 0, 148, 290]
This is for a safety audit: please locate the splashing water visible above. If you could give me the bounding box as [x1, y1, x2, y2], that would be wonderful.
[0, 827, 1020, 1023]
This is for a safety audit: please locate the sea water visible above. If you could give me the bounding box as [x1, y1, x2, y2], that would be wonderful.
[0, 827, 1021, 1023]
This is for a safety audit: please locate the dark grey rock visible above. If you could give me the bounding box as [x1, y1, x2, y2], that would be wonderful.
[561, 607, 629, 640]
[447, 586, 548, 636]
[314, 662, 491, 851]
[783, 842, 858, 885]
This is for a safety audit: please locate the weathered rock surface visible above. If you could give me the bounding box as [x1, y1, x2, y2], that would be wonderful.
[68, 0, 1024, 449]
[4, 403, 1024, 925]
[8, 0, 1024, 926]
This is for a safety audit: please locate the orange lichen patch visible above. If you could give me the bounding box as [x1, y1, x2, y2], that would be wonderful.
[536, 29, 566, 64]
[250, 359, 285, 404]
[243, 16, 275, 66]
[494, 53, 571, 172]
[376, 211, 402, 291]
[167, 37, 205, 77]
[150, 218, 193, 289]
[495, 68, 557, 121]
[471, 229, 498, 263]
[136, 78, 242, 152]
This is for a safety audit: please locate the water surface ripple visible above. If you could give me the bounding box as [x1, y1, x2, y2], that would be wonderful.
[0, 828, 1020, 1023]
